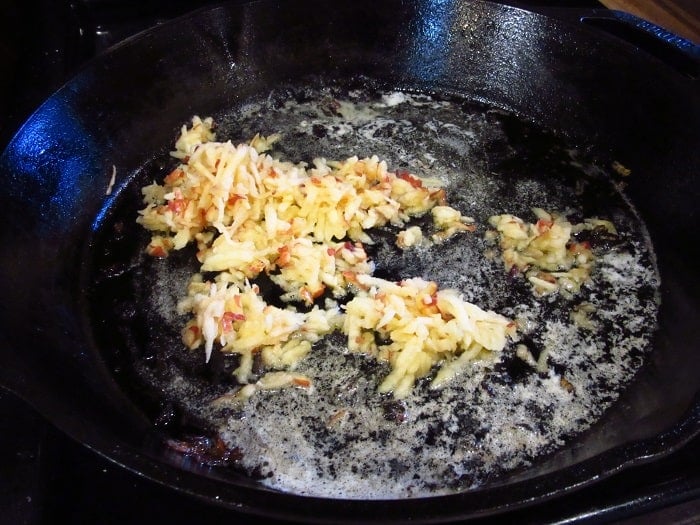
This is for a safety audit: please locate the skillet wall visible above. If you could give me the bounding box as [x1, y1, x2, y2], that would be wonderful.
[0, 0, 698, 518]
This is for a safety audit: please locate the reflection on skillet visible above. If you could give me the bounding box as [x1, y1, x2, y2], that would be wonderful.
[88, 81, 660, 499]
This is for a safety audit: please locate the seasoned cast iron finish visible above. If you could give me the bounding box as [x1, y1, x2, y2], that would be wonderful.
[0, 0, 698, 521]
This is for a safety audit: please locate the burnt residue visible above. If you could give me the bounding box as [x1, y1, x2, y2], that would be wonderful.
[383, 400, 408, 424]
[166, 434, 243, 467]
[573, 225, 624, 251]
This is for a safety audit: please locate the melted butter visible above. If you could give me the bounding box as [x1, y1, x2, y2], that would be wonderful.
[139, 84, 659, 499]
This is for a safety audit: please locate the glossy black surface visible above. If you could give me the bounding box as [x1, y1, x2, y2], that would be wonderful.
[0, 0, 698, 522]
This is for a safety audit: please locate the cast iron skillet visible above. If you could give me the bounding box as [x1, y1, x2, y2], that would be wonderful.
[0, 0, 698, 521]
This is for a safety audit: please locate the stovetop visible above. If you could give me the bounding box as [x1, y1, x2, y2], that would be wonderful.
[0, 1, 698, 523]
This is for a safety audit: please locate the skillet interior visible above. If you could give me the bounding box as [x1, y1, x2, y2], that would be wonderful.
[0, 0, 698, 520]
[87, 79, 661, 498]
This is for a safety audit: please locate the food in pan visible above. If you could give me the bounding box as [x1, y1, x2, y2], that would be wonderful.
[487, 209, 618, 296]
[137, 117, 514, 399]
[115, 86, 659, 498]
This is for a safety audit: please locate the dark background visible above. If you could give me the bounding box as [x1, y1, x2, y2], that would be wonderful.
[0, 1, 698, 523]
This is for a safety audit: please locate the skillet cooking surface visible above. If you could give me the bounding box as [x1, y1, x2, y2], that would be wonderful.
[89, 80, 659, 498]
[0, 0, 698, 520]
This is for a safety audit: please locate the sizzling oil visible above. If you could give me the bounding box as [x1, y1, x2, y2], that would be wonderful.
[103, 83, 659, 499]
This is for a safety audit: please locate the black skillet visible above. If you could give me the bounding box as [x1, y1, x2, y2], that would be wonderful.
[0, 0, 698, 522]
